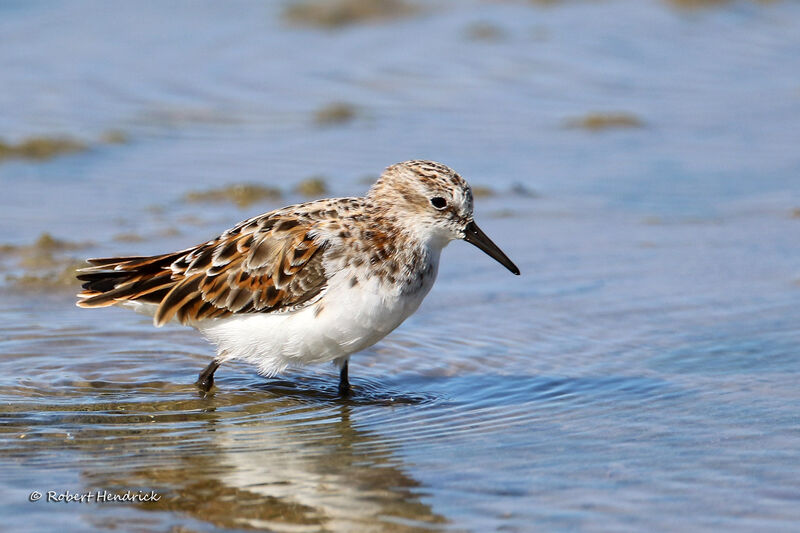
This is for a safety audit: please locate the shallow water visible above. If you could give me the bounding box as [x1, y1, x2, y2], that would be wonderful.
[2, 1, 800, 531]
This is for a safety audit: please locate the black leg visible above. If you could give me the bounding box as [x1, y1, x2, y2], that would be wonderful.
[338, 360, 351, 397]
[197, 359, 221, 392]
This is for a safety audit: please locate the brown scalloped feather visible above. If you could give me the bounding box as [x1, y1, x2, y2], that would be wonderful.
[76, 213, 329, 326]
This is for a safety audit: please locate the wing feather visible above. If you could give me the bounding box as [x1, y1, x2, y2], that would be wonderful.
[77, 212, 330, 326]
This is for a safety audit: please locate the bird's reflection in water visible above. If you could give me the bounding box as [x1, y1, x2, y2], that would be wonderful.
[75, 382, 446, 532]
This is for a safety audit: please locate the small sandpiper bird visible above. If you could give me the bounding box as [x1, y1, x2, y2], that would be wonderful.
[77, 160, 519, 395]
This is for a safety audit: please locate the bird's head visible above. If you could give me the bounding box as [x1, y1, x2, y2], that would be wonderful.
[368, 160, 519, 275]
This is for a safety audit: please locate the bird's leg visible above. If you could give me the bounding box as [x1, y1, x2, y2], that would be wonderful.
[197, 358, 221, 392]
[338, 359, 351, 397]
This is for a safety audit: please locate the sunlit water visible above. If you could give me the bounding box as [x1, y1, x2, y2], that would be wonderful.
[1, 1, 800, 531]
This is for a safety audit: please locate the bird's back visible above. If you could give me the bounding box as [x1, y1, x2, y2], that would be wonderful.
[76, 197, 364, 326]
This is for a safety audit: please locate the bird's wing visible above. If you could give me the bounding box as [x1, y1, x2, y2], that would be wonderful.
[77, 211, 329, 326]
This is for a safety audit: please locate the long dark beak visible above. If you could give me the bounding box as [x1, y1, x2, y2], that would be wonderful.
[463, 221, 520, 275]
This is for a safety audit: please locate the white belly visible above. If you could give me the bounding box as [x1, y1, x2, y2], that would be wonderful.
[197, 266, 437, 376]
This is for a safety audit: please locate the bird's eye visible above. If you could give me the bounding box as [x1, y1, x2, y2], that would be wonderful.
[430, 197, 447, 209]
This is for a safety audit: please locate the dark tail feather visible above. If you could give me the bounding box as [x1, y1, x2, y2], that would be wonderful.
[76, 252, 182, 309]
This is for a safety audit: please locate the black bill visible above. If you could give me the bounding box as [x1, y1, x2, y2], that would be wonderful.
[462, 221, 520, 275]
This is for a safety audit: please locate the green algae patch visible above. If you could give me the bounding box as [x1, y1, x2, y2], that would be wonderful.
[295, 176, 328, 197]
[465, 22, 507, 41]
[471, 184, 538, 200]
[510, 183, 540, 198]
[472, 186, 496, 198]
[141, 107, 242, 127]
[14, 233, 88, 270]
[0, 136, 87, 162]
[314, 102, 358, 125]
[488, 209, 517, 219]
[285, 0, 418, 28]
[31, 232, 86, 252]
[100, 130, 130, 144]
[113, 232, 145, 243]
[184, 184, 283, 209]
[6, 259, 86, 291]
[0, 131, 131, 165]
[158, 227, 182, 238]
[566, 112, 644, 131]
[1, 233, 91, 291]
[178, 215, 211, 226]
